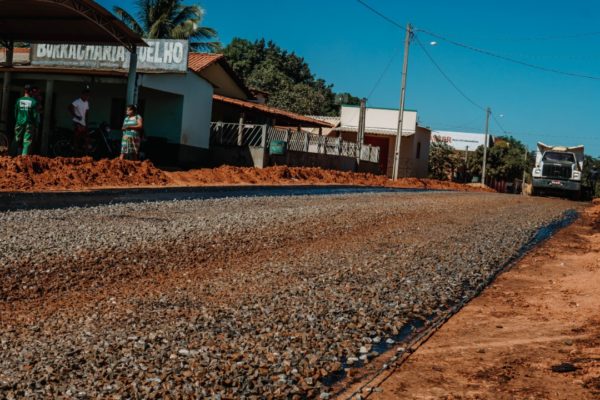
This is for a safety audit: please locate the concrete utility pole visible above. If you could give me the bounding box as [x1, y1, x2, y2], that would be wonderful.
[392, 23, 412, 180]
[126, 46, 138, 105]
[481, 107, 491, 186]
[357, 97, 367, 165]
[522, 145, 528, 194]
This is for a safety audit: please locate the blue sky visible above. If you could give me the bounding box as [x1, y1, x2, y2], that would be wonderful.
[98, 0, 600, 156]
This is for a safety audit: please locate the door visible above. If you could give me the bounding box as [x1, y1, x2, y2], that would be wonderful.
[364, 135, 389, 175]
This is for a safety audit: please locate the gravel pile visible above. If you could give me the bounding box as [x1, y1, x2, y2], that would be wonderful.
[0, 192, 574, 399]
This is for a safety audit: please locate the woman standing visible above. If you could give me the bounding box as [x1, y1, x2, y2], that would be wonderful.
[120, 104, 143, 160]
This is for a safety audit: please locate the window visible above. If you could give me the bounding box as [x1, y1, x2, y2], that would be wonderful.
[542, 151, 575, 163]
[416, 142, 421, 159]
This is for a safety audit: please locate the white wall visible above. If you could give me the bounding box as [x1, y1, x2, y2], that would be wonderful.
[340, 105, 417, 133]
[140, 72, 213, 149]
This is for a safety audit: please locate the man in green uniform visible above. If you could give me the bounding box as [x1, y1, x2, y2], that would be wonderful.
[13, 85, 39, 156]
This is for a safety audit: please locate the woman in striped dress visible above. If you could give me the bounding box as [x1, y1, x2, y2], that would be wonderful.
[120, 104, 144, 160]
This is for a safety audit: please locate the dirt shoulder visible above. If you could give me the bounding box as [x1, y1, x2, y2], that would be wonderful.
[0, 156, 494, 192]
[343, 202, 600, 399]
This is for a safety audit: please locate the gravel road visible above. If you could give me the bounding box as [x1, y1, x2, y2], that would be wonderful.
[0, 192, 575, 399]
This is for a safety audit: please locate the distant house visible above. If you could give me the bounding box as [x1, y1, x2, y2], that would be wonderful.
[431, 130, 494, 152]
[334, 105, 431, 178]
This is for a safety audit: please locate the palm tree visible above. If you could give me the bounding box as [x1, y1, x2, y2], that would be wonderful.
[114, 0, 219, 52]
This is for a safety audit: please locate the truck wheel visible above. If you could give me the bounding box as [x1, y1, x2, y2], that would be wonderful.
[571, 191, 581, 201]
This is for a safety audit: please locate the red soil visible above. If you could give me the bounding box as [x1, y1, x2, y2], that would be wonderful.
[0, 156, 169, 191]
[0, 156, 494, 193]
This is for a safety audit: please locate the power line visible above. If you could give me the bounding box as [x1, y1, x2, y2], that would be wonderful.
[356, 0, 404, 29]
[471, 30, 600, 42]
[367, 46, 402, 99]
[417, 28, 600, 81]
[491, 113, 508, 134]
[413, 34, 487, 112]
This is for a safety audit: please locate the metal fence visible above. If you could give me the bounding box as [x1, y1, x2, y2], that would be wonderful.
[210, 122, 379, 164]
[210, 122, 266, 147]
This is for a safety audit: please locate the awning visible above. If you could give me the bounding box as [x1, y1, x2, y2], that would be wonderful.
[0, 0, 145, 50]
[213, 94, 334, 128]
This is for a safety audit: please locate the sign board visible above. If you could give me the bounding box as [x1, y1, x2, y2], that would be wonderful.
[431, 130, 487, 151]
[30, 39, 189, 73]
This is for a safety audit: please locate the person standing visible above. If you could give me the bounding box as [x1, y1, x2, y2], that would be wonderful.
[120, 104, 143, 160]
[68, 87, 90, 153]
[13, 85, 39, 156]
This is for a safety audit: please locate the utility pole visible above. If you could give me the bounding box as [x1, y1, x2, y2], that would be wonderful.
[481, 107, 491, 186]
[1, 40, 14, 134]
[392, 23, 412, 180]
[357, 98, 367, 165]
[465, 146, 469, 183]
[522, 145, 528, 194]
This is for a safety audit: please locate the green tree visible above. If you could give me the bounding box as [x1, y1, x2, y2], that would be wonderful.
[428, 140, 456, 180]
[468, 136, 529, 182]
[113, 0, 219, 51]
[222, 38, 357, 116]
[582, 155, 600, 197]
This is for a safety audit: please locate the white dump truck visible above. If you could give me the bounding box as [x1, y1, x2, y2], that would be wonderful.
[531, 142, 584, 199]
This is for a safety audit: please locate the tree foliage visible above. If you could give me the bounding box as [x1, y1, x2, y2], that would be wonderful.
[467, 136, 529, 182]
[582, 155, 600, 197]
[222, 38, 359, 116]
[114, 0, 219, 51]
[428, 140, 456, 180]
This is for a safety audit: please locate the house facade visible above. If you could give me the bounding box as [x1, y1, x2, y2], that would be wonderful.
[335, 105, 430, 178]
[0, 40, 214, 166]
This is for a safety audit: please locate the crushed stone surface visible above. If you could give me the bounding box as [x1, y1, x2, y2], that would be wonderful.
[0, 192, 575, 398]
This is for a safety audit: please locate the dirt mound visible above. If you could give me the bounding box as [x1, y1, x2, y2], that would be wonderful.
[0, 157, 493, 192]
[0, 156, 169, 191]
[167, 165, 494, 192]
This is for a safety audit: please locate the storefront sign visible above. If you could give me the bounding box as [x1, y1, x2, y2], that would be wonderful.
[431, 130, 487, 151]
[30, 39, 189, 73]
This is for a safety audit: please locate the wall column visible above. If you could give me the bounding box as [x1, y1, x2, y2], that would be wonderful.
[41, 79, 54, 155]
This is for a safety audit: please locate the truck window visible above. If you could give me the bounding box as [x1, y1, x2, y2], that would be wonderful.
[542, 151, 575, 163]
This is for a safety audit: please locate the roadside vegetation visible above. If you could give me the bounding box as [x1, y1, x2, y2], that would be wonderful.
[222, 38, 360, 116]
[429, 136, 600, 197]
[114, 0, 220, 51]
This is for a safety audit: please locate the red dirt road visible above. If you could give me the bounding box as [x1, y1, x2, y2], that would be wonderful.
[0, 156, 493, 192]
[341, 202, 600, 399]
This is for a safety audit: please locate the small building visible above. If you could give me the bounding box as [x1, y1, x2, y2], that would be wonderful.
[334, 105, 430, 178]
[1, 40, 215, 167]
[431, 130, 494, 152]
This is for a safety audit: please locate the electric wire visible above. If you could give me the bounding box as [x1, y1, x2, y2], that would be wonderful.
[356, 0, 590, 145]
[413, 34, 487, 112]
[492, 112, 509, 134]
[356, 0, 404, 30]
[366, 46, 403, 100]
[417, 28, 600, 81]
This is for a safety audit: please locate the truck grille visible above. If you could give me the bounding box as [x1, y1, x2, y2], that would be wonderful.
[542, 164, 572, 179]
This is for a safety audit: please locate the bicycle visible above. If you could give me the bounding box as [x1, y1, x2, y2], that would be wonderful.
[0, 132, 9, 156]
[51, 122, 117, 158]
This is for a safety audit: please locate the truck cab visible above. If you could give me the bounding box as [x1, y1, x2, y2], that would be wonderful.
[531, 143, 583, 199]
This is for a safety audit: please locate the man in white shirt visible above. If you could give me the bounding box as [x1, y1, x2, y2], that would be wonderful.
[68, 88, 90, 153]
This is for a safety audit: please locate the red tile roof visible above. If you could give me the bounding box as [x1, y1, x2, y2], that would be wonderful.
[187, 53, 224, 73]
[213, 94, 333, 128]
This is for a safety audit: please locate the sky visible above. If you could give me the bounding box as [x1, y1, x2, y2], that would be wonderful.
[97, 0, 600, 156]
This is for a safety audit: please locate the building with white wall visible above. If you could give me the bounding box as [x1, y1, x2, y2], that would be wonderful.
[335, 105, 430, 178]
[0, 40, 217, 166]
